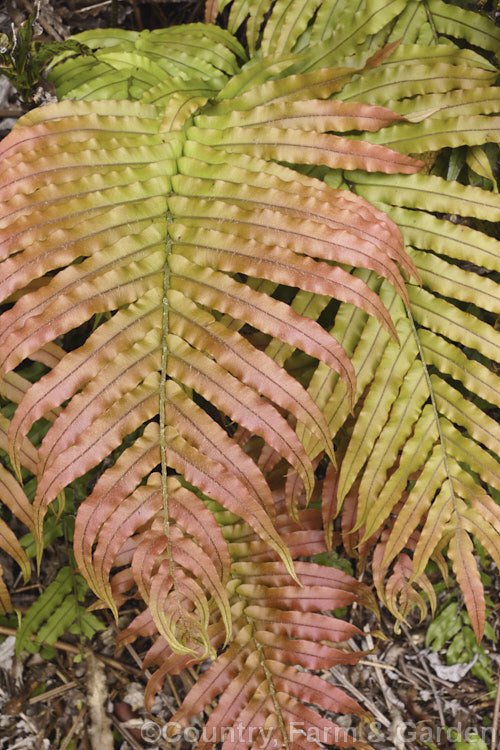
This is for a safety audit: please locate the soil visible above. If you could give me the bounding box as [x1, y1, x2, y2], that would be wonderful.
[0, 570, 498, 749]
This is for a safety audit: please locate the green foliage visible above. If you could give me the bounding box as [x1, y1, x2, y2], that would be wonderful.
[449, 731, 489, 750]
[312, 549, 354, 576]
[15, 565, 105, 658]
[0, 2, 91, 104]
[423, 733, 489, 750]
[426, 598, 497, 695]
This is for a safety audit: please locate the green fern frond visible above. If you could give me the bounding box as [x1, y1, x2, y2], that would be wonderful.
[48, 24, 247, 101]
[16, 565, 104, 657]
[314, 59, 500, 635]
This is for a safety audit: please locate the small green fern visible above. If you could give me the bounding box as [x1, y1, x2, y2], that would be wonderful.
[0, 3, 91, 104]
[16, 565, 104, 658]
[426, 597, 497, 696]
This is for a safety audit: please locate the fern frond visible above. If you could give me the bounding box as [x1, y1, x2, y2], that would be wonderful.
[0, 36, 418, 658]
[2, 0, 500, 739]
[48, 25, 246, 101]
[0, 511, 30, 585]
[16, 565, 104, 656]
[0, 567, 11, 614]
[213, 6, 500, 637]
[336, 51, 497, 106]
[120, 500, 375, 750]
[315, 166, 500, 638]
[425, 0, 500, 54]
[0, 404, 37, 602]
[298, 0, 407, 71]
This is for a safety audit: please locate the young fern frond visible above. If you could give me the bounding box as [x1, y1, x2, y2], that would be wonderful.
[119, 494, 377, 750]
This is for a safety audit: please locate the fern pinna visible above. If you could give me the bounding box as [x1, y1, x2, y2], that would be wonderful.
[0, 0, 500, 747]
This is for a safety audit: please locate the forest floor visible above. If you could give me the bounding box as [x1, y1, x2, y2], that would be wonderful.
[0, 552, 497, 750]
[0, 0, 499, 748]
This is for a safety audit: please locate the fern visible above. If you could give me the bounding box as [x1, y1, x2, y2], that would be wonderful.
[16, 565, 105, 658]
[0, 3, 92, 104]
[297, 16, 500, 640]
[0, 0, 500, 747]
[426, 597, 497, 695]
[108, 487, 378, 750]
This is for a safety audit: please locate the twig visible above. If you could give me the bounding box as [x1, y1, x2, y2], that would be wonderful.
[406, 662, 455, 689]
[86, 651, 114, 750]
[29, 680, 79, 704]
[401, 623, 446, 727]
[399, 657, 432, 688]
[491, 668, 500, 750]
[126, 642, 151, 676]
[18, 711, 39, 735]
[357, 657, 407, 678]
[0, 109, 24, 118]
[363, 631, 406, 750]
[60, 705, 86, 750]
[0, 625, 141, 675]
[108, 712, 146, 750]
[56, 668, 71, 684]
[329, 667, 391, 728]
[166, 673, 181, 707]
[19, 0, 65, 40]
[76, 0, 112, 11]
[363, 631, 400, 714]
